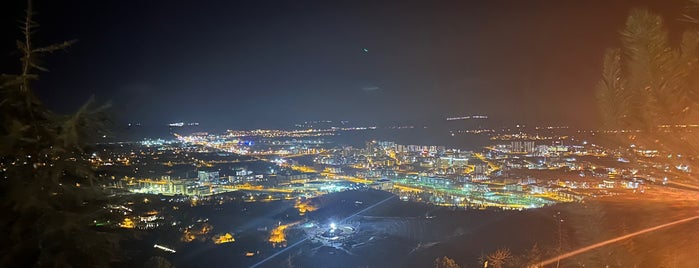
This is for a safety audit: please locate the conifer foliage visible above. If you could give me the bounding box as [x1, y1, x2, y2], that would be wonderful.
[597, 9, 699, 155]
[0, 1, 118, 266]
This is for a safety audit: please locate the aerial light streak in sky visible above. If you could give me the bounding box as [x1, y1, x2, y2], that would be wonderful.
[529, 215, 699, 267]
[446, 115, 488, 121]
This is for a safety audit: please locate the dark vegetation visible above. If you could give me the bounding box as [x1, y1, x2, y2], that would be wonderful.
[0, 1, 117, 266]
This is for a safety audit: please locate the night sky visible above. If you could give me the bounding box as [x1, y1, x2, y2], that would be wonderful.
[0, 0, 689, 130]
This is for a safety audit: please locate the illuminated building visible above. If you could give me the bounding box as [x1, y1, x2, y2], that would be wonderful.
[294, 200, 317, 215]
[213, 233, 235, 244]
[437, 157, 469, 168]
[369, 179, 393, 191]
[304, 221, 359, 249]
[365, 140, 377, 155]
[269, 223, 297, 247]
[524, 141, 535, 153]
[602, 180, 616, 189]
[198, 170, 219, 184]
[511, 141, 535, 153]
[119, 218, 135, 229]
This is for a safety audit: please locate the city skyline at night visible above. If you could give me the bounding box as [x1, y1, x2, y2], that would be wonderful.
[3, 1, 699, 267]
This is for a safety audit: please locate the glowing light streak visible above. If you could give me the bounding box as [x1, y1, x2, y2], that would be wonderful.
[446, 115, 488, 121]
[154, 244, 176, 253]
[250, 195, 395, 268]
[529, 215, 699, 267]
[340, 195, 395, 222]
[666, 181, 699, 191]
[250, 237, 309, 268]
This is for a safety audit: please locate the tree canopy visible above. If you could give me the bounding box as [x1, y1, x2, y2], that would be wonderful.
[597, 8, 699, 157]
[0, 1, 117, 266]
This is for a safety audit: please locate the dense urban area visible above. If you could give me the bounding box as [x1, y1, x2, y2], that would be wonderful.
[82, 119, 699, 267]
[4, 1, 699, 267]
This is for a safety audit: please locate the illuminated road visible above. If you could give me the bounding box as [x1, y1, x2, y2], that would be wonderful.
[223, 185, 293, 193]
[291, 165, 318, 173]
[473, 152, 500, 173]
[268, 221, 302, 247]
[393, 184, 423, 192]
[322, 173, 373, 184]
[253, 151, 325, 158]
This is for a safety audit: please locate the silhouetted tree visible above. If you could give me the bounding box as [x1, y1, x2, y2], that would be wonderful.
[486, 247, 512, 268]
[514, 243, 544, 267]
[0, 1, 116, 267]
[434, 256, 461, 268]
[682, 0, 699, 24]
[596, 8, 699, 157]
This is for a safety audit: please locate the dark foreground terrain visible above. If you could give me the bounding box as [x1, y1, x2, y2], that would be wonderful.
[117, 189, 699, 268]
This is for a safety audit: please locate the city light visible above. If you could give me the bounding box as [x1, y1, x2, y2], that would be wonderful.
[7, 1, 699, 268]
[153, 244, 176, 253]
